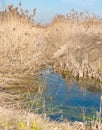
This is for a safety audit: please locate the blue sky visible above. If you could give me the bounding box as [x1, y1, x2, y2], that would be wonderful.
[1, 0, 102, 23]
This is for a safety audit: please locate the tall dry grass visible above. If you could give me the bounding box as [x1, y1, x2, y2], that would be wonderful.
[46, 10, 102, 80]
[0, 4, 49, 77]
[0, 6, 102, 78]
[47, 10, 102, 51]
[0, 4, 49, 113]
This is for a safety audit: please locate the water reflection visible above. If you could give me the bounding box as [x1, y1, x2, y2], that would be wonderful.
[41, 69, 102, 121]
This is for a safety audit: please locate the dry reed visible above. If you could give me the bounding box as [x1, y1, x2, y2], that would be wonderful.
[0, 3, 102, 130]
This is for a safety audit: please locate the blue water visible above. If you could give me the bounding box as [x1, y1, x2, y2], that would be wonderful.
[40, 69, 102, 121]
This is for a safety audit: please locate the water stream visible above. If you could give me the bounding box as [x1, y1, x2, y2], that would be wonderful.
[1, 69, 102, 122]
[39, 69, 102, 121]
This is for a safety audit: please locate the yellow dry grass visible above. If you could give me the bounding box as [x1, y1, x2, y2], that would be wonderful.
[0, 107, 102, 130]
[0, 4, 48, 76]
[46, 11, 102, 80]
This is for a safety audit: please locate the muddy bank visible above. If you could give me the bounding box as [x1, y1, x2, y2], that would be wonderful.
[51, 33, 102, 82]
